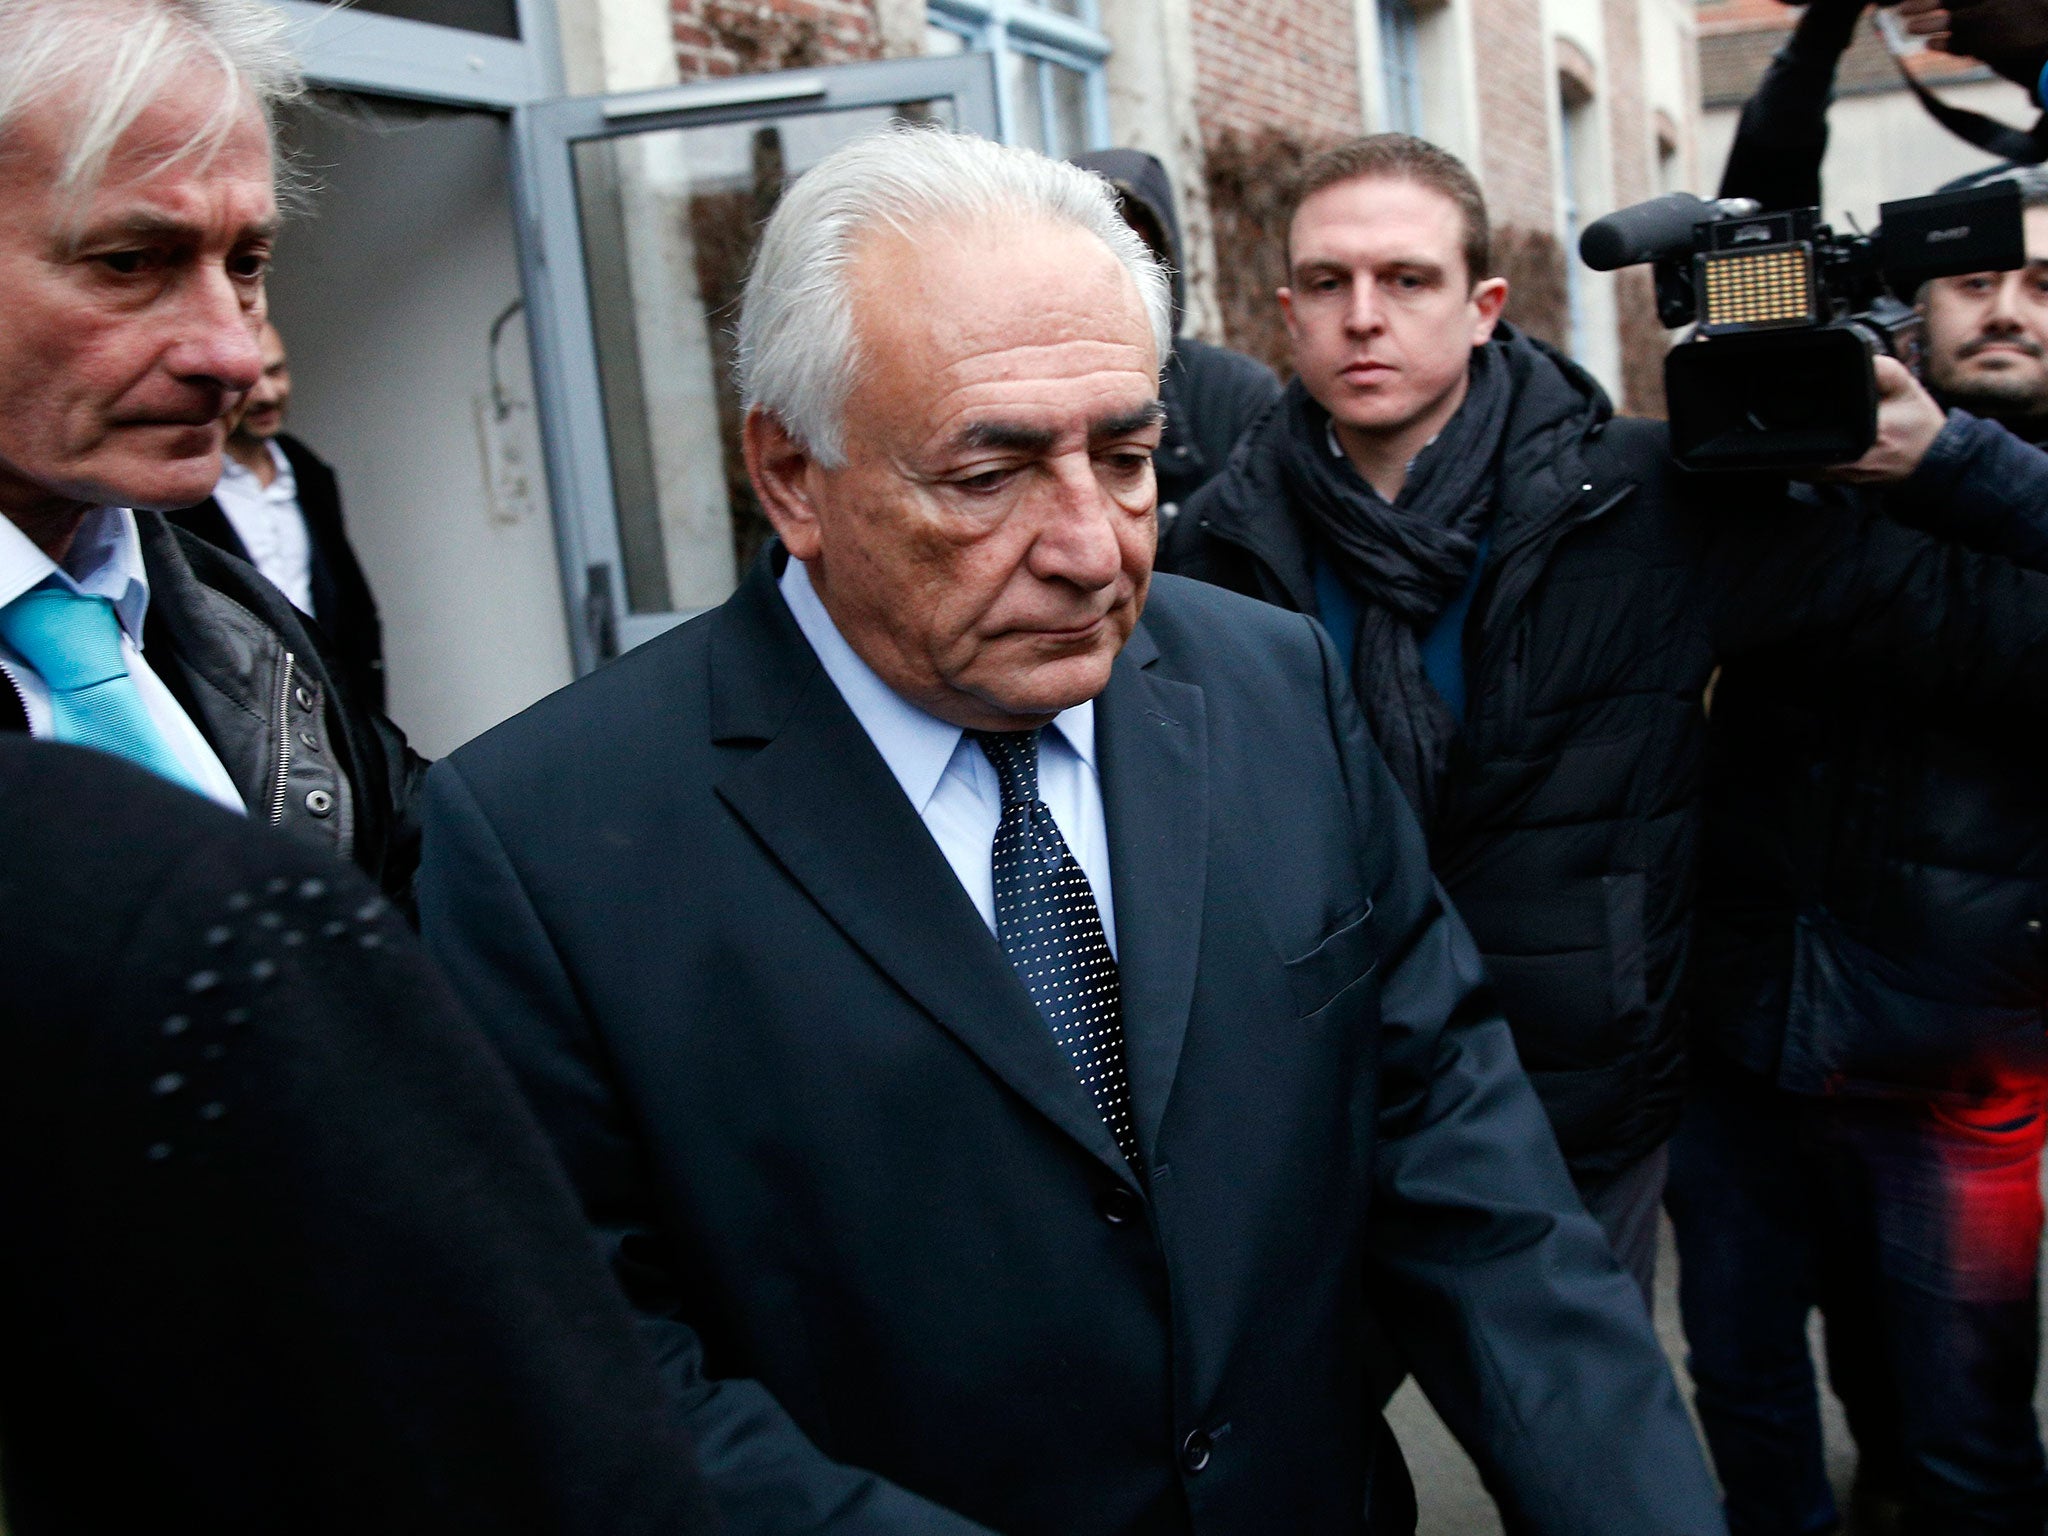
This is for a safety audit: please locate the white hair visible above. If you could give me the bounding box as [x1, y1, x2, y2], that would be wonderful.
[736, 123, 1175, 468]
[0, 0, 301, 204]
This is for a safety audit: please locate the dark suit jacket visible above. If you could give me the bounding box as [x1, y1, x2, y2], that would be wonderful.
[418, 550, 1722, 1536]
[0, 738, 716, 1534]
[169, 432, 386, 712]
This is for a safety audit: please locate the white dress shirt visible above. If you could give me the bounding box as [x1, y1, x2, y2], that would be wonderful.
[779, 556, 1117, 955]
[213, 440, 315, 615]
[0, 507, 245, 812]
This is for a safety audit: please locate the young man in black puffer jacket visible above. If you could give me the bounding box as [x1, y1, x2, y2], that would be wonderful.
[1161, 133, 2048, 1309]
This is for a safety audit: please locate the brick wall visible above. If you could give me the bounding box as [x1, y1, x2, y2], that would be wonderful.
[1464, 0, 1571, 357]
[672, 0, 882, 78]
[1474, 0, 1554, 233]
[1601, 0, 1665, 412]
[1189, 0, 1361, 365]
[1191, 0, 1364, 143]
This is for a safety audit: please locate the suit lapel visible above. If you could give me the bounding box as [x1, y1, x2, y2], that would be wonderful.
[1095, 623, 1208, 1162]
[710, 560, 1138, 1182]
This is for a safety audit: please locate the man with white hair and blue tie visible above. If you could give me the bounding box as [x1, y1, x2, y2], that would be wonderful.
[0, 0, 418, 895]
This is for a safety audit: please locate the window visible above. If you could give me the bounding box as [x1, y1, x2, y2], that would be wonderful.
[927, 0, 1110, 158]
[1378, 0, 1424, 136]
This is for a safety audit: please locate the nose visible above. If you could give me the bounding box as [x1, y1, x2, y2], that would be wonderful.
[1986, 273, 2026, 329]
[1343, 281, 1384, 337]
[164, 268, 265, 395]
[1028, 458, 1126, 592]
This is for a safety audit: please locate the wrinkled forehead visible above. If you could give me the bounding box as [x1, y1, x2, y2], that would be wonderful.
[845, 215, 1155, 375]
[2, 52, 273, 230]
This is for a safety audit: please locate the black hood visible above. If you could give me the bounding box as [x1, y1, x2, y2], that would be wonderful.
[1072, 148, 1187, 327]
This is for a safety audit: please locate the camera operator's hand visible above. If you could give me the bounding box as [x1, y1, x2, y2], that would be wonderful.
[1896, 0, 1953, 48]
[1826, 355, 1950, 483]
[1897, 0, 2048, 94]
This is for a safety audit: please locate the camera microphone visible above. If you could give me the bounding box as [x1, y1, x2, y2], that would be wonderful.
[1579, 194, 1761, 272]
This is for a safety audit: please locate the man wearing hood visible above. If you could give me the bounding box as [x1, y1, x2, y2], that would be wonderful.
[1072, 150, 1280, 522]
[1161, 133, 2048, 1307]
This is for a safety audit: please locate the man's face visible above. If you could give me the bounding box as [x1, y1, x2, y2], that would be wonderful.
[0, 85, 275, 526]
[1280, 174, 1506, 439]
[748, 217, 1163, 731]
[1921, 205, 2048, 420]
[231, 323, 292, 442]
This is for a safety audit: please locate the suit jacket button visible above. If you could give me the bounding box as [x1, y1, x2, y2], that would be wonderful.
[1180, 1429, 1212, 1473]
[1097, 1186, 1142, 1226]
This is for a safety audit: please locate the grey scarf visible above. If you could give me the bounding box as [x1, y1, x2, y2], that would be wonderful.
[1278, 344, 1511, 825]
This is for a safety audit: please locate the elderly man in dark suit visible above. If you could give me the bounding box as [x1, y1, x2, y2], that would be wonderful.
[419, 126, 1724, 1535]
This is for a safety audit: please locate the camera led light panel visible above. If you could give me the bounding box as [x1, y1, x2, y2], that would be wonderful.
[1697, 246, 1817, 331]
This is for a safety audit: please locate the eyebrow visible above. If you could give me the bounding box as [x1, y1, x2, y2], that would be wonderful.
[75, 210, 281, 246]
[1091, 401, 1167, 442]
[1291, 259, 1351, 282]
[958, 420, 1058, 454]
[1292, 256, 1445, 282]
[952, 400, 1166, 456]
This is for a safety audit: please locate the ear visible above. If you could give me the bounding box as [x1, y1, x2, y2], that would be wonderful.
[743, 407, 826, 563]
[1468, 276, 1509, 344]
[1277, 285, 1301, 341]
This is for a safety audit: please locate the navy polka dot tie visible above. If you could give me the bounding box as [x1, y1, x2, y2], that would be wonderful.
[970, 728, 1142, 1172]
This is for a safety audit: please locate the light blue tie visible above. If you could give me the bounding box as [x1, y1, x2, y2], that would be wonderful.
[0, 586, 206, 794]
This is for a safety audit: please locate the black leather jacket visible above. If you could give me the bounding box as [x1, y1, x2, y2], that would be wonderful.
[0, 512, 424, 903]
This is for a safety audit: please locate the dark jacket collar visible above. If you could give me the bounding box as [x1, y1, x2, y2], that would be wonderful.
[1186, 325, 1615, 609]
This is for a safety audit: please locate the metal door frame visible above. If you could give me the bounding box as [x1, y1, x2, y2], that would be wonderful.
[511, 53, 1000, 672]
[274, 0, 562, 108]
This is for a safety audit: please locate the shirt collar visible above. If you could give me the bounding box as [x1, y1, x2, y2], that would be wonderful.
[0, 506, 151, 642]
[217, 439, 295, 498]
[1323, 415, 1439, 477]
[777, 555, 1095, 813]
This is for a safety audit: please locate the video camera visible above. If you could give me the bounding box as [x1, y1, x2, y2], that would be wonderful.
[1578, 180, 2027, 472]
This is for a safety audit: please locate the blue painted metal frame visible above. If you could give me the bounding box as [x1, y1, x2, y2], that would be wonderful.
[928, 0, 1109, 152]
[273, 0, 562, 107]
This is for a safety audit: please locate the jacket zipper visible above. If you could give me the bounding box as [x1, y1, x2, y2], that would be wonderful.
[0, 661, 28, 732]
[269, 650, 295, 826]
[1461, 482, 1633, 746]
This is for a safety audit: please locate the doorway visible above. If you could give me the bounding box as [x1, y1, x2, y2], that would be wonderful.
[269, 95, 570, 757]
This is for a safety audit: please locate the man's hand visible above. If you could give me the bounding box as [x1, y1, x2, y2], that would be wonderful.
[1827, 355, 1948, 484]
[1895, 0, 2048, 93]
[1895, 0, 1955, 51]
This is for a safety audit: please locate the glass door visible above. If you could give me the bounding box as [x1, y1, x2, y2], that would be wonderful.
[513, 55, 1000, 670]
